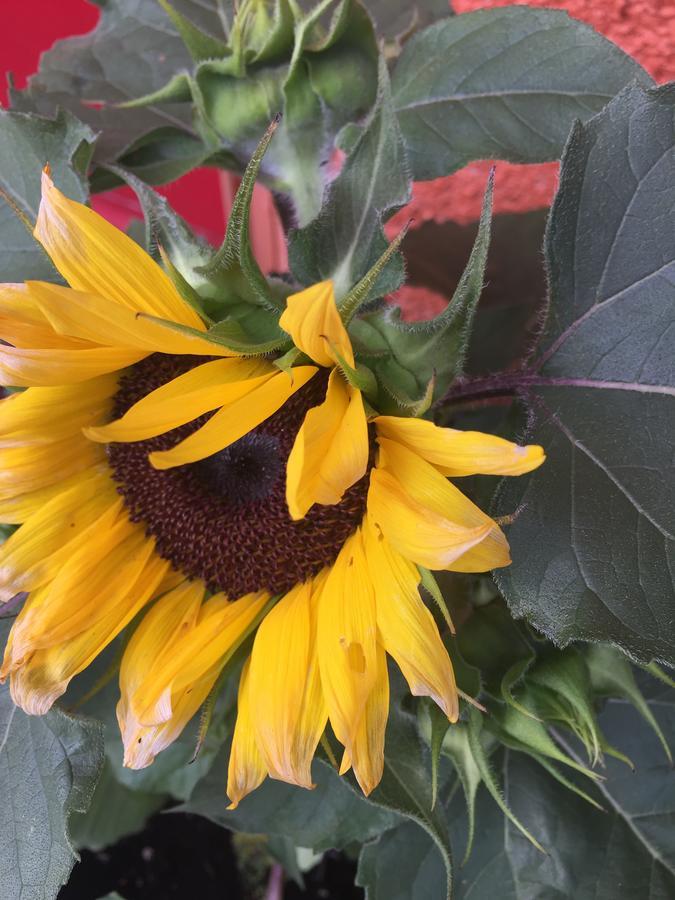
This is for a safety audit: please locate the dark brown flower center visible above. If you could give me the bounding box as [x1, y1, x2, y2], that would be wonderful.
[107, 355, 374, 599]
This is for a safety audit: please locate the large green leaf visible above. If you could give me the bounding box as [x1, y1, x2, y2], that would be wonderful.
[11, 0, 199, 162]
[350, 681, 454, 900]
[181, 749, 399, 851]
[357, 820, 447, 900]
[288, 55, 410, 299]
[453, 681, 675, 898]
[493, 83, 675, 665]
[0, 621, 105, 900]
[0, 108, 95, 282]
[392, 7, 652, 180]
[69, 759, 166, 853]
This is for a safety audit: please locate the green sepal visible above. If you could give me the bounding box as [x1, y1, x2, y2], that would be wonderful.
[157, 0, 229, 61]
[418, 566, 455, 634]
[324, 339, 378, 400]
[501, 657, 540, 722]
[357, 172, 494, 407]
[340, 222, 409, 325]
[158, 245, 213, 324]
[466, 707, 546, 853]
[490, 700, 602, 783]
[117, 71, 194, 108]
[417, 701, 450, 811]
[438, 723, 481, 864]
[199, 116, 284, 311]
[273, 346, 303, 374]
[642, 661, 675, 690]
[527, 649, 602, 765]
[250, 0, 296, 65]
[586, 644, 673, 764]
[138, 312, 286, 356]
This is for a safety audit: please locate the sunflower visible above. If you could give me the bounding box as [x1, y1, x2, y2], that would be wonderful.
[0, 172, 544, 805]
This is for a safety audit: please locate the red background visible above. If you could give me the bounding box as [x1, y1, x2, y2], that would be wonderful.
[2, 0, 674, 265]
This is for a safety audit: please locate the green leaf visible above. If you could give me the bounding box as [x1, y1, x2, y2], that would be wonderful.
[289, 54, 410, 299]
[182, 748, 399, 851]
[392, 6, 652, 180]
[349, 690, 454, 900]
[357, 820, 448, 900]
[494, 82, 675, 665]
[353, 172, 492, 409]
[0, 108, 95, 281]
[456, 600, 533, 699]
[454, 685, 675, 897]
[69, 759, 166, 852]
[11, 0, 201, 163]
[0, 622, 105, 900]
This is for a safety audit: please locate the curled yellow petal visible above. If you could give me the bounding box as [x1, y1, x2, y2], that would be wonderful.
[149, 367, 317, 470]
[363, 518, 458, 722]
[130, 591, 269, 727]
[376, 437, 511, 572]
[227, 660, 268, 809]
[286, 369, 369, 520]
[367, 467, 492, 570]
[279, 281, 354, 368]
[2, 537, 168, 714]
[35, 169, 203, 328]
[118, 581, 217, 769]
[247, 579, 327, 788]
[375, 415, 545, 477]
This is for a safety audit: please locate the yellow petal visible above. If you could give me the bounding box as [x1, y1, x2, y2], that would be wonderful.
[367, 467, 492, 570]
[0, 344, 143, 388]
[3, 542, 168, 714]
[28, 281, 233, 358]
[35, 170, 203, 327]
[279, 281, 354, 368]
[0, 466, 106, 524]
[363, 518, 458, 721]
[375, 416, 545, 477]
[227, 660, 268, 808]
[0, 468, 117, 601]
[118, 581, 212, 769]
[317, 529, 379, 760]
[377, 437, 511, 571]
[286, 369, 369, 520]
[341, 643, 388, 796]
[0, 434, 104, 497]
[0, 376, 117, 445]
[248, 579, 327, 788]
[4, 505, 146, 659]
[85, 358, 273, 444]
[131, 591, 269, 726]
[149, 367, 317, 469]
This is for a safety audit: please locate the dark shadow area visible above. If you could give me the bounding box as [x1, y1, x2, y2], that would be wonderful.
[60, 812, 363, 900]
